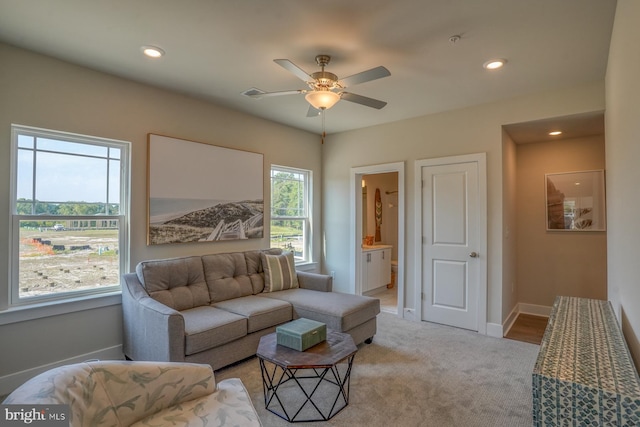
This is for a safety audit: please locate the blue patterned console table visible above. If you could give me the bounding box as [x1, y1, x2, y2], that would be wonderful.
[533, 296, 640, 426]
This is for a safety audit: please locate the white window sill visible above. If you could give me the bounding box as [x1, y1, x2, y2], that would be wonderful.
[0, 291, 122, 326]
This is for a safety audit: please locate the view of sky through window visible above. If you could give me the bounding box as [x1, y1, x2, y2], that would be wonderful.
[17, 137, 121, 206]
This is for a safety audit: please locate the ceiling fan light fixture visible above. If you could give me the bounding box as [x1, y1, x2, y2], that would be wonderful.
[305, 90, 340, 110]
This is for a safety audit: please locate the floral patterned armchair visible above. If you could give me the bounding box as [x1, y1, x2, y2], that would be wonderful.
[2, 360, 262, 426]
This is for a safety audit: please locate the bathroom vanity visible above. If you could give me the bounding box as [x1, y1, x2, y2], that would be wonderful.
[361, 244, 392, 294]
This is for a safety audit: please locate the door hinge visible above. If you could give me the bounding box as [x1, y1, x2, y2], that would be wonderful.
[421, 292, 425, 301]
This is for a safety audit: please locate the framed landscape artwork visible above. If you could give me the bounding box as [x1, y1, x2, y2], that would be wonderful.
[147, 134, 264, 245]
[545, 170, 606, 231]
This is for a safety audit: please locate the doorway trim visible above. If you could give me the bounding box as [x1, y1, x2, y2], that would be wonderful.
[350, 162, 405, 317]
[414, 153, 487, 334]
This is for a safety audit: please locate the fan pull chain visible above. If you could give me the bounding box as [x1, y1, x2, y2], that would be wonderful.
[321, 109, 326, 144]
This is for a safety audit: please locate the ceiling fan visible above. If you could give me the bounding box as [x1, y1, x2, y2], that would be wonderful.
[242, 54, 391, 117]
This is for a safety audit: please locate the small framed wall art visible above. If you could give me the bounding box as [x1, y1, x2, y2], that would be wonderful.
[545, 170, 606, 231]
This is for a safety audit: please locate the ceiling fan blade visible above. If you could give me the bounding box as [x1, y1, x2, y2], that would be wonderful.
[242, 87, 304, 98]
[274, 59, 313, 82]
[340, 66, 391, 87]
[340, 92, 387, 109]
[306, 105, 322, 117]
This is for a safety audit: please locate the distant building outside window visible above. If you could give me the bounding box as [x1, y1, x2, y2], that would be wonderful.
[9, 124, 130, 306]
[270, 165, 311, 264]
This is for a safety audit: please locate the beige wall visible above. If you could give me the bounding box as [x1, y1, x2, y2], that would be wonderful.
[501, 130, 518, 319]
[606, 0, 640, 367]
[0, 43, 320, 387]
[515, 136, 607, 307]
[323, 82, 606, 329]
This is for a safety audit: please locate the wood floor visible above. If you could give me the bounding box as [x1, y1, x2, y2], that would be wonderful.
[505, 314, 549, 345]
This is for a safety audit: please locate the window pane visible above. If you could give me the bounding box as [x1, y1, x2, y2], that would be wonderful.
[18, 220, 120, 298]
[17, 148, 34, 201]
[271, 172, 305, 217]
[37, 138, 109, 157]
[108, 159, 121, 204]
[270, 219, 304, 260]
[109, 147, 121, 160]
[35, 151, 107, 203]
[18, 134, 34, 149]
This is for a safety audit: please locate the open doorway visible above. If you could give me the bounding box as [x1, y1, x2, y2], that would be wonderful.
[362, 172, 398, 313]
[350, 162, 405, 317]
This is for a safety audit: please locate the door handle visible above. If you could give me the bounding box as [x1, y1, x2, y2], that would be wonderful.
[469, 252, 478, 258]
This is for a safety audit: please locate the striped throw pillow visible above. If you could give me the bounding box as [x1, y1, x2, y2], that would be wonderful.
[262, 252, 299, 292]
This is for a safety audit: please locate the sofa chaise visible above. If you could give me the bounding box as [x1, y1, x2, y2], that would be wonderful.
[122, 248, 380, 370]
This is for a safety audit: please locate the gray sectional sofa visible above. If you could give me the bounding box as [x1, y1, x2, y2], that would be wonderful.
[122, 248, 380, 370]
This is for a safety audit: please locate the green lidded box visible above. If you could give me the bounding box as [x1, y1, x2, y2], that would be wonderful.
[276, 318, 327, 351]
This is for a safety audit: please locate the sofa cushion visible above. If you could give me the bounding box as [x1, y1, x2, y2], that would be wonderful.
[202, 252, 254, 303]
[245, 248, 282, 294]
[213, 295, 292, 333]
[260, 288, 380, 332]
[261, 251, 299, 292]
[131, 378, 261, 427]
[182, 306, 247, 355]
[136, 256, 210, 311]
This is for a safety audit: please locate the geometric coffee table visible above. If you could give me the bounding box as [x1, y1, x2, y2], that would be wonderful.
[256, 330, 357, 422]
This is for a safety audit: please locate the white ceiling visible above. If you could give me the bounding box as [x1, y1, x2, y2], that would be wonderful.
[0, 0, 617, 139]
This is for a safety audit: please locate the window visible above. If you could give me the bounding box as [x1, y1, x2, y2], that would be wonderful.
[9, 125, 130, 306]
[270, 166, 311, 264]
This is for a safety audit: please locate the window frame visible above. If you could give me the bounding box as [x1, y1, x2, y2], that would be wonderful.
[8, 124, 130, 308]
[270, 165, 312, 265]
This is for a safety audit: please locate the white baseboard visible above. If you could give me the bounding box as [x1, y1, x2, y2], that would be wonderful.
[486, 322, 504, 338]
[518, 303, 552, 317]
[0, 345, 123, 396]
[502, 305, 521, 337]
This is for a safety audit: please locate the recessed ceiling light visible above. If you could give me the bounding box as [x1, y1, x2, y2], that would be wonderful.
[549, 131, 563, 136]
[141, 46, 165, 58]
[483, 59, 506, 70]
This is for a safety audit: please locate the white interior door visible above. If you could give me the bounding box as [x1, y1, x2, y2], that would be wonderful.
[418, 155, 485, 331]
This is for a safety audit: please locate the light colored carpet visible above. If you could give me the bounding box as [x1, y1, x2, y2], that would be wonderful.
[216, 312, 539, 427]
